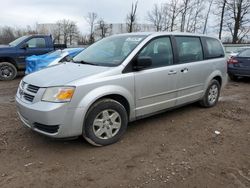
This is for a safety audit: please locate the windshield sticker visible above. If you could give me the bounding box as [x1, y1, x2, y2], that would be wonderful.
[126, 37, 143, 42]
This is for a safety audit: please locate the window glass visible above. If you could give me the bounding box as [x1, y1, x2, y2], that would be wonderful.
[175, 37, 203, 63]
[9, 36, 28, 46]
[26, 38, 46, 48]
[73, 35, 147, 66]
[138, 37, 173, 68]
[205, 38, 224, 58]
[238, 49, 250, 57]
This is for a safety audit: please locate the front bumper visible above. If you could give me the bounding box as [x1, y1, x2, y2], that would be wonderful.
[15, 96, 85, 138]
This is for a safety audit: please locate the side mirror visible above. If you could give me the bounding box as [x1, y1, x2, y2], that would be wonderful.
[134, 56, 152, 70]
[20, 43, 29, 49]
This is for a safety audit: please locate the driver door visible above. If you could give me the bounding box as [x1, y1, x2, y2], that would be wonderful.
[134, 37, 179, 117]
[17, 37, 49, 64]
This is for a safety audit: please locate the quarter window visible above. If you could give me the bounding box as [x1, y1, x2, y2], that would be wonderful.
[175, 37, 203, 63]
[238, 49, 250, 57]
[204, 38, 224, 58]
[138, 37, 173, 68]
[26, 38, 46, 48]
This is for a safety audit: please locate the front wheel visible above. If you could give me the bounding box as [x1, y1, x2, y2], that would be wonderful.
[83, 99, 128, 146]
[0, 62, 17, 81]
[200, 79, 221, 108]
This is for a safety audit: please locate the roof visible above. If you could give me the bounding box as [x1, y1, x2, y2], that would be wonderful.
[113, 32, 218, 39]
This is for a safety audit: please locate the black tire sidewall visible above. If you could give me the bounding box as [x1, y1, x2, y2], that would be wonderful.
[203, 80, 221, 107]
[0, 62, 17, 81]
[84, 99, 128, 146]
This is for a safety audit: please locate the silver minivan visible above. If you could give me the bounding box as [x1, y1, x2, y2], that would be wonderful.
[16, 32, 227, 146]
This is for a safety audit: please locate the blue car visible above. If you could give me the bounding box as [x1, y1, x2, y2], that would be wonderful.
[227, 48, 250, 81]
[25, 48, 84, 74]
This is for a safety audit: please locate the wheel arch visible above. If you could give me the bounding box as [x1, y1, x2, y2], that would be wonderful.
[213, 75, 222, 86]
[202, 71, 223, 98]
[0, 57, 18, 68]
[78, 85, 135, 137]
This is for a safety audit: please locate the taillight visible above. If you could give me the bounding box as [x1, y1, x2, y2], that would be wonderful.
[227, 58, 239, 65]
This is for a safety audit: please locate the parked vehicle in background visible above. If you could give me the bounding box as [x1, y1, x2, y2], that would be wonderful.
[16, 32, 227, 146]
[0, 35, 66, 80]
[227, 48, 250, 81]
[228, 47, 250, 57]
[224, 45, 250, 58]
[25, 48, 84, 74]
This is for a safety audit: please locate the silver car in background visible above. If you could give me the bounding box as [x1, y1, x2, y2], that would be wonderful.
[16, 32, 227, 146]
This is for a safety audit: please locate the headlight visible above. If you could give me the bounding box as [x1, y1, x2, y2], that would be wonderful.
[42, 87, 75, 103]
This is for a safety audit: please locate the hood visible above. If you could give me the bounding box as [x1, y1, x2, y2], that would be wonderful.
[0, 44, 10, 48]
[23, 62, 111, 87]
[0, 45, 13, 52]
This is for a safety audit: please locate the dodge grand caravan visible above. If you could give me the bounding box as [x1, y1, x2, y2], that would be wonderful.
[16, 32, 227, 146]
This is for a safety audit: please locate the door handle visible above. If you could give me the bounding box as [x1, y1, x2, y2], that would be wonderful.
[181, 68, 189, 73]
[168, 70, 177, 75]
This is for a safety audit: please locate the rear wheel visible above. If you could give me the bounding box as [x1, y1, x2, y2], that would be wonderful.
[200, 79, 221, 108]
[0, 62, 17, 81]
[83, 99, 128, 146]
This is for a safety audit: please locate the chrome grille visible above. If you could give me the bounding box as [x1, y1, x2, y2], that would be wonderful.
[19, 81, 40, 103]
[23, 93, 35, 102]
[27, 84, 40, 93]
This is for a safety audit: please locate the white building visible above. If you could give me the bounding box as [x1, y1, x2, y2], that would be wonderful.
[94, 23, 155, 40]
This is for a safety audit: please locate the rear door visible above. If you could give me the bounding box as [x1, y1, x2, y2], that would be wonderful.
[174, 36, 211, 105]
[134, 36, 179, 117]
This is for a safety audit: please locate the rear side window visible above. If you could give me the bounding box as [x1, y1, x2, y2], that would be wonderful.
[204, 38, 224, 59]
[26, 38, 46, 48]
[175, 37, 203, 63]
[138, 37, 173, 68]
[238, 49, 250, 57]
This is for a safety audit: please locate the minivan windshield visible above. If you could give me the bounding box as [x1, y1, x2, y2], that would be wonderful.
[73, 35, 147, 66]
[9, 36, 29, 47]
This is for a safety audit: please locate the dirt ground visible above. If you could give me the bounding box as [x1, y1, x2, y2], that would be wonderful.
[0, 76, 249, 188]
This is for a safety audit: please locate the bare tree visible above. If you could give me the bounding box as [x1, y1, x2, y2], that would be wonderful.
[126, 1, 138, 33]
[226, 0, 250, 43]
[214, 0, 228, 39]
[96, 18, 110, 38]
[77, 33, 89, 45]
[166, 0, 182, 31]
[55, 19, 78, 45]
[0, 26, 15, 44]
[68, 22, 79, 45]
[203, 0, 214, 34]
[85, 12, 98, 44]
[147, 4, 164, 31]
[180, 0, 192, 32]
[187, 0, 205, 33]
[51, 23, 61, 44]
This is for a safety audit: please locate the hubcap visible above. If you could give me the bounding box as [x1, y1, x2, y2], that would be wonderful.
[0, 65, 13, 78]
[93, 109, 121, 140]
[208, 84, 218, 105]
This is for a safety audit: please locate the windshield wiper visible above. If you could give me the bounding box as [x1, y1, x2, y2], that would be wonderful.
[73, 60, 99, 66]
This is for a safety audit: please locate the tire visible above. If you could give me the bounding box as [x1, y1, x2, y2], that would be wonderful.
[0, 62, 17, 81]
[83, 99, 128, 146]
[228, 74, 239, 81]
[200, 79, 221, 108]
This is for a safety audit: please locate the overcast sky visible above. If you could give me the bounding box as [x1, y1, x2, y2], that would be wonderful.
[1, 0, 166, 34]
